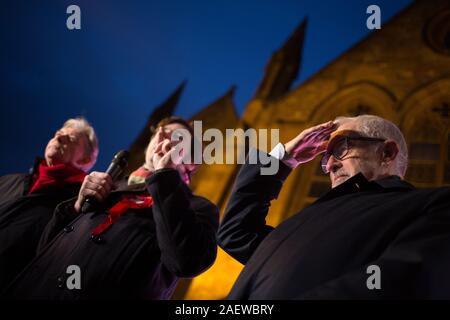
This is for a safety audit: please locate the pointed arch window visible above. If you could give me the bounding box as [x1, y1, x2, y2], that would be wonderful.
[424, 9, 450, 55]
[405, 103, 450, 187]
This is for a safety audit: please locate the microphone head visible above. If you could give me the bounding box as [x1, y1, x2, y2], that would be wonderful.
[112, 150, 130, 169]
[106, 150, 129, 180]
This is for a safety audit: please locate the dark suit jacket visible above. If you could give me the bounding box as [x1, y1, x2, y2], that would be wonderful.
[4, 168, 219, 300]
[218, 149, 450, 299]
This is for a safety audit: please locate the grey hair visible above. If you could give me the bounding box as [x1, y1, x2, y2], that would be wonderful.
[335, 115, 408, 177]
[62, 117, 99, 171]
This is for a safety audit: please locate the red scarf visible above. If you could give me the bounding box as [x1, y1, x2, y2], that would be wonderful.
[91, 193, 153, 236]
[90, 166, 154, 237]
[28, 160, 86, 194]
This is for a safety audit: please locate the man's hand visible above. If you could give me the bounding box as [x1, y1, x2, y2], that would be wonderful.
[74, 172, 114, 213]
[284, 121, 337, 164]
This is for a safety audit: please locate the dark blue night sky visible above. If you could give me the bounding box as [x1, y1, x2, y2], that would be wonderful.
[0, 0, 412, 174]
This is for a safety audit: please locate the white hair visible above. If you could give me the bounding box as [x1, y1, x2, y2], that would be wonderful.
[335, 115, 408, 177]
[62, 117, 99, 171]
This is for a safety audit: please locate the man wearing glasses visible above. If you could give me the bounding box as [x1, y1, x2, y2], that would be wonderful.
[218, 114, 450, 299]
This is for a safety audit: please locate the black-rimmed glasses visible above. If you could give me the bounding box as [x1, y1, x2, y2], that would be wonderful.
[320, 136, 386, 174]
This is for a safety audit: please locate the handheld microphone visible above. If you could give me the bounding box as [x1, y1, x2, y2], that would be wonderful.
[81, 150, 129, 214]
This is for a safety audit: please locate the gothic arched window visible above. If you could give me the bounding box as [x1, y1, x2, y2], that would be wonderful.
[424, 9, 450, 55]
[405, 103, 450, 187]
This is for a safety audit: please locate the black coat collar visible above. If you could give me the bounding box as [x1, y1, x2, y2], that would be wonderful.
[317, 173, 414, 203]
[373, 174, 415, 190]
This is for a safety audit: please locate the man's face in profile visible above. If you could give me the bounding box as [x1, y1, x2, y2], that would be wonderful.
[45, 127, 88, 169]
